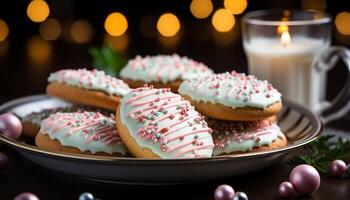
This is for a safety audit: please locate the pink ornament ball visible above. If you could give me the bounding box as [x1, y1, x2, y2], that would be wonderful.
[214, 184, 235, 200]
[278, 181, 296, 198]
[0, 113, 22, 139]
[289, 164, 320, 195]
[14, 192, 39, 200]
[329, 160, 347, 177]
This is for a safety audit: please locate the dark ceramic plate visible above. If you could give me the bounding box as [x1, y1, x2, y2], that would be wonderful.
[0, 95, 322, 185]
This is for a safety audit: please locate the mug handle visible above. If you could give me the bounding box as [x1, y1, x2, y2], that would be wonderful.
[315, 46, 350, 124]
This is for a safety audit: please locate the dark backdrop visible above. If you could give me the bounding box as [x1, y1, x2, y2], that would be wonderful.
[0, 0, 349, 104]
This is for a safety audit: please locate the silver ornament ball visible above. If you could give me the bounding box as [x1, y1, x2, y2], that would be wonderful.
[233, 192, 248, 200]
[79, 192, 94, 200]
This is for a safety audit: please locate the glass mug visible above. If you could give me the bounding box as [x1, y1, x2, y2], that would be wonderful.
[242, 10, 350, 123]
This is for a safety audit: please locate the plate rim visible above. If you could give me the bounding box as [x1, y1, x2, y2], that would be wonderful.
[0, 94, 323, 163]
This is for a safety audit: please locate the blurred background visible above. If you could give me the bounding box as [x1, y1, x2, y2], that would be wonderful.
[0, 0, 349, 105]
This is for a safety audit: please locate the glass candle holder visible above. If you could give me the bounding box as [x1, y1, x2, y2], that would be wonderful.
[242, 10, 350, 123]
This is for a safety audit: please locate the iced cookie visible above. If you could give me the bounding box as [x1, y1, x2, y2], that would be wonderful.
[47, 69, 131, 110]
[35, 112, 128, 156]
[116, 85, 214, 159]
[21, 105, 112, 138]
[178, 71, 282, 121]
[120, 54, 213, 92]
[207, 118, 287, 156]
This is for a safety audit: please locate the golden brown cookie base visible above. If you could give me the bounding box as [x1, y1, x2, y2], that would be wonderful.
[217, 133, 288, 156]
[115, 105, 160, 159]
[182, 94, 282, 121]
[35, 132, 124, 156]
[122, 79, 182, 93]
[266, 115, 277, 123]
[21, 121, 40, 138]
[46, 82, 121, 111]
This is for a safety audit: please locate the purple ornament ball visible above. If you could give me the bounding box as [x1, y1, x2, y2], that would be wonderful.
[289, 164, 320, 195]
[0, 152, 8, 170]
[14, 192, 39, 200]
[329, 160, 347, 177]
[278, 181, 295, 198]
[214, 184, 235, 200]
[0, 113, 22, 139]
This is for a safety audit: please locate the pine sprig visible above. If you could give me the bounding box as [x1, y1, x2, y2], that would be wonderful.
[288, 135, 350, 174]
[89, 45, 127, 77]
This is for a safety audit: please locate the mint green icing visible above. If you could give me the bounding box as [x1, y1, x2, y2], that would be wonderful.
[119, 87, 214, 159]
[120, 54, 214, 84]
[213, 123, 283, 155]
[48, 69, 131, 96]
[40, 112, 128, 155]
[178, 71, 282, 109]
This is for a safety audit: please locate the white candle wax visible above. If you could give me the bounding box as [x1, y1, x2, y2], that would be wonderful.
[244, 37, 329, 109]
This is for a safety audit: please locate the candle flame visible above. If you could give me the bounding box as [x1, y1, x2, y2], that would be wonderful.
[281, 31, 291, 47]
[277, 24, 289, 34]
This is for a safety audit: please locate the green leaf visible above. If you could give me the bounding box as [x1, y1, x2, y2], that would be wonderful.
[88, 45, 127, 77]
[288, 135, 350, 175]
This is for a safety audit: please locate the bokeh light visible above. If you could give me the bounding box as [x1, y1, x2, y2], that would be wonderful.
[212, 9, 235, 32]
[301, 0, 327, 11]
[27, 0, 50, 23]
[105, 34, 129, 52]
[39, 18, 61, 41]
[157, 13, 181, 37]
[27, 36, 51, 64]
[190, 0, 213, 19]
[105, 12, 128, 36]
[224, 0, 247, 15]
[0, 20, 9, 42]
[335, 12, 350, 35]
[70, 20, 94, 43]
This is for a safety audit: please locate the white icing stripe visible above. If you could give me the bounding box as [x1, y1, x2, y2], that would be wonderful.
[119, 86, 214, 159]
[48, 69, 131, 96]
[39, 112, 128, 155]
[178, 71, 282, 109]
[120, 54, 214, 84]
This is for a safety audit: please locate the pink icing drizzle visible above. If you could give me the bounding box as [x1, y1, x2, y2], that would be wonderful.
[41, 112, 123, 146]
[122, 85, 214, 158]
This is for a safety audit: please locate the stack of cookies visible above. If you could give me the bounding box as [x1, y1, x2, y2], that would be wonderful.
[28, 68, 132, 156]
[178, 71, 287, 155]
[22, 54, 287, 159]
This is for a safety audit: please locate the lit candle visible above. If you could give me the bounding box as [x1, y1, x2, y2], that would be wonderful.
[243, 28, 329, 109]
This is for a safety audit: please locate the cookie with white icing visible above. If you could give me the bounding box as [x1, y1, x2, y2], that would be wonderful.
[21, 105, 112, 138]
[47, 69, 131, 110]
[35, 112, 128, 156]
[116, 85, 214, 159]
[120, 54, 213, 92]
[207, 118, 287, 155]
[178, 71, 283, 121]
